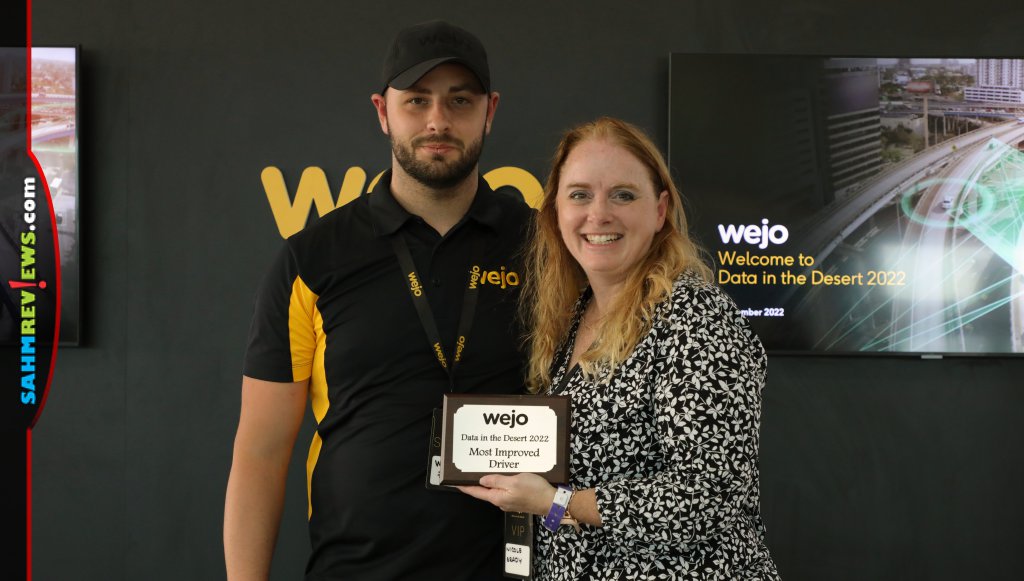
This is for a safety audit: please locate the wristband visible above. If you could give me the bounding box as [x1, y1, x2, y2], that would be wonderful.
[542, 485, 573, 532]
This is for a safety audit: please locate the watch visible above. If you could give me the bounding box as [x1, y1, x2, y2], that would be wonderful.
[560, 507, 582, 533]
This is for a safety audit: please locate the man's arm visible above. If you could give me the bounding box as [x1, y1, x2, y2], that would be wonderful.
[224, 375, 308, 581]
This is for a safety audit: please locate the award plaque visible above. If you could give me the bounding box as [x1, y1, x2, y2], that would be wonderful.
[439, 393, 570, 486]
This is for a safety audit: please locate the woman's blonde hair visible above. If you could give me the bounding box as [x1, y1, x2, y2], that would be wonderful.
[522, 117, 711, 392]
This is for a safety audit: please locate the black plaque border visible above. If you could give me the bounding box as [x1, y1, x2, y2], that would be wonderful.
[439, 394, 570, 486]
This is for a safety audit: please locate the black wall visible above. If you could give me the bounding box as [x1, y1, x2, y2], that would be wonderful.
[31, 1, 1024, 579]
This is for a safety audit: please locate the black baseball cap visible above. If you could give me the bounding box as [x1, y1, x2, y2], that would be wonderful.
[381, 20, 491, 94]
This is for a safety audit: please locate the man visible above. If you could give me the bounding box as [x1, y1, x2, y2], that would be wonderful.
[224, 20, 533, 581]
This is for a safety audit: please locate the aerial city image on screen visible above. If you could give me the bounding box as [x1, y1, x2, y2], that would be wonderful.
[31, 47, 78, 344]
[671, 56, 1024, 354]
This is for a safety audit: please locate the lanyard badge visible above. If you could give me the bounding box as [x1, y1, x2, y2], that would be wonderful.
[503, 511, 533, 579]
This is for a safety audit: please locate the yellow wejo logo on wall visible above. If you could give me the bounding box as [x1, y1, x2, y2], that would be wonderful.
[262, 166, 543, 239]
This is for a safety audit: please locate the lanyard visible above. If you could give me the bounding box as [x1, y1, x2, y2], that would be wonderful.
[550, 291, 592, 396]
[550, 352, 577, 396]
[389, 232, 483, 391]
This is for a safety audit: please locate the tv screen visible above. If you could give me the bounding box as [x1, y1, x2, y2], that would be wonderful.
[31, 46, 80, 345]
[669, 54, 1024, 355]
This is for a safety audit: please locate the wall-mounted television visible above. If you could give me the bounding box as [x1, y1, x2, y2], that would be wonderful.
[31, 46, 80, 345]
[669, 54, 1024, 356]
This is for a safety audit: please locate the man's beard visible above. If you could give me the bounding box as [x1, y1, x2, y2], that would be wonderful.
[392, 131, 485, 190]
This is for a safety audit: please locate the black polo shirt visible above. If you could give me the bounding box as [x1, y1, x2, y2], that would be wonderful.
[243, 170, 533, 580]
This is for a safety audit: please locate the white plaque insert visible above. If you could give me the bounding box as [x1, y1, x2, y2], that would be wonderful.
[451, 404, 558, 473]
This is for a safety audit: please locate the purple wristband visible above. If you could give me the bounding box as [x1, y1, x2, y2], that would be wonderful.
[542, 484, 573, 532]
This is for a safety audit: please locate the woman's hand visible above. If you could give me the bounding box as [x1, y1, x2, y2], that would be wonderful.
[456, 473, 556, 516]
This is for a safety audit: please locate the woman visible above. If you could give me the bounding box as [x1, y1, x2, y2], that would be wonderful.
[460, 117, 779, 579]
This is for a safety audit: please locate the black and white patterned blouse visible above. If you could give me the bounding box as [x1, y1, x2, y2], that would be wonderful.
[535, 272, 780, 580]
